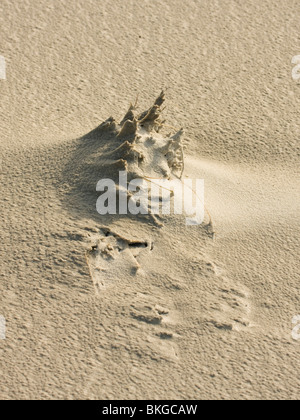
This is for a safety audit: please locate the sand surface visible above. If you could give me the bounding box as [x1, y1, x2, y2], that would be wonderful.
[0, 0, 299, 400]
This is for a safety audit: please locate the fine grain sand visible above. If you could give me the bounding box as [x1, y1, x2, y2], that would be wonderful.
[0, 0, 299, 400]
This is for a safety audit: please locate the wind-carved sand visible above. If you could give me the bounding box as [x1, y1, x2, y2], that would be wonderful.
[85, 91, 186, 290]
[201, 261, 252, 332]
[82, 92, 252, 364]
[86, 227, 152, 292]
[81, 92, 189, 361]
[89, 90, 185, 228]
[94, 90, 184, 183]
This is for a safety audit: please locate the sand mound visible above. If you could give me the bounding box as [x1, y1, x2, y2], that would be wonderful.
[95, 90, 184, 182]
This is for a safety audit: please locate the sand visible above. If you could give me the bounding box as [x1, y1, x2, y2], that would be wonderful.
[0, 0, 299, 400]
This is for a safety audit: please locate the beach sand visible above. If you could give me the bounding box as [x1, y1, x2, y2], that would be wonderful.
[0, 0, 299, 399]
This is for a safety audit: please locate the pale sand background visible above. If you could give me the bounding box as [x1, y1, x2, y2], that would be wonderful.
[0, 0, 300, 399]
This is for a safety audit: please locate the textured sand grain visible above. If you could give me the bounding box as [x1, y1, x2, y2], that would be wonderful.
[0, 0, 299, 400]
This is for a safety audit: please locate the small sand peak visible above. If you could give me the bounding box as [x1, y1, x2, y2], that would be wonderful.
[117, 118, 138, 138]
[120, 104, 136, 126]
